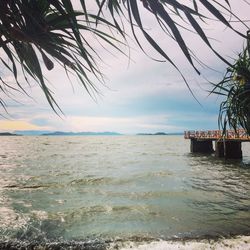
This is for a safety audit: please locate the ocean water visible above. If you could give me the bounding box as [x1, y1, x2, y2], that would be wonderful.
[0, 135, 249, 249]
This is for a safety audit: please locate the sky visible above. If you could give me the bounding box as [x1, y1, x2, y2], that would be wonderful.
[0, 1, 250, 134]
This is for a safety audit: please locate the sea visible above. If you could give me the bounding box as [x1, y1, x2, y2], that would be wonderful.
[0, 135, 249, 249]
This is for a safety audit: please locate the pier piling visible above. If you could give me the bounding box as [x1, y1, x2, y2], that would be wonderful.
[190, 139, 214, 153]
[215, 141, 242, 159]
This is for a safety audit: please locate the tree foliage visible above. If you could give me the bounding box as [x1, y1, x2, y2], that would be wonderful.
[0, 0, 248, 115]
[212, 41, 250, 135]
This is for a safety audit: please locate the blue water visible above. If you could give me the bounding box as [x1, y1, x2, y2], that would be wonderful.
[0, 135, 249, 248]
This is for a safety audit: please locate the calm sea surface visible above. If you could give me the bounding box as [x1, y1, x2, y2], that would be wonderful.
[0, 135, 249, 249]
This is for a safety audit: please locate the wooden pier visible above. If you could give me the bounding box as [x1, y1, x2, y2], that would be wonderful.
[184, 129, 250, 159]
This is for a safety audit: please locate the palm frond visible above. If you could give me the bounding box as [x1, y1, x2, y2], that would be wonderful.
[0, 0, 248, 114]
[0, 0, 124, 113]
[211, 47, 250, 134]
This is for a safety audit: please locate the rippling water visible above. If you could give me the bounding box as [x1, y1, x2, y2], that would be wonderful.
[0, 135, 249, 249]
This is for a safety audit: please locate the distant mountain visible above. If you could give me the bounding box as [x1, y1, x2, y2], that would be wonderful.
[136, 132, 183, 136]
[41, 131, 122, 136]
[155, 132, 168, 135]
[14, 130, 52, 136]
[0, 132, 20, 136]
[137, 132, 166, 136]
[167, 132, 184, 135]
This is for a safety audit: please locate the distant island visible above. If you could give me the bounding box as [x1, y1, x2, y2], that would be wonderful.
[137, 132, 167, 136]
[11, 130, 122, 136]
[14, 130, 52, 136]
[1, 130, 184, 136]
[41, 131, 122, 136]
[0, 132, 20, 136]
[136, 132, 183, 136]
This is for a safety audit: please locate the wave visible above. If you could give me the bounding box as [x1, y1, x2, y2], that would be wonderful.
[70, 177, 113, 186]
[0, 235, 249, 250]
[108, 235, 250, 250]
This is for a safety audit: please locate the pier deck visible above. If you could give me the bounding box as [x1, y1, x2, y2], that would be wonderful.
[184, 129, 250, 142]
[184, 129, 249, 159]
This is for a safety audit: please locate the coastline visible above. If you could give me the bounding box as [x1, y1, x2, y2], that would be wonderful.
[110, 235, 250, 250]
[0, 235, 249, 250]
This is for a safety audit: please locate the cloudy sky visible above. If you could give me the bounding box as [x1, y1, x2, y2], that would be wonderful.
[0, 1, 250, 134]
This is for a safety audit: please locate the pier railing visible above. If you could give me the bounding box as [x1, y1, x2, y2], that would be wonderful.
[184, 129, 250, 141]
